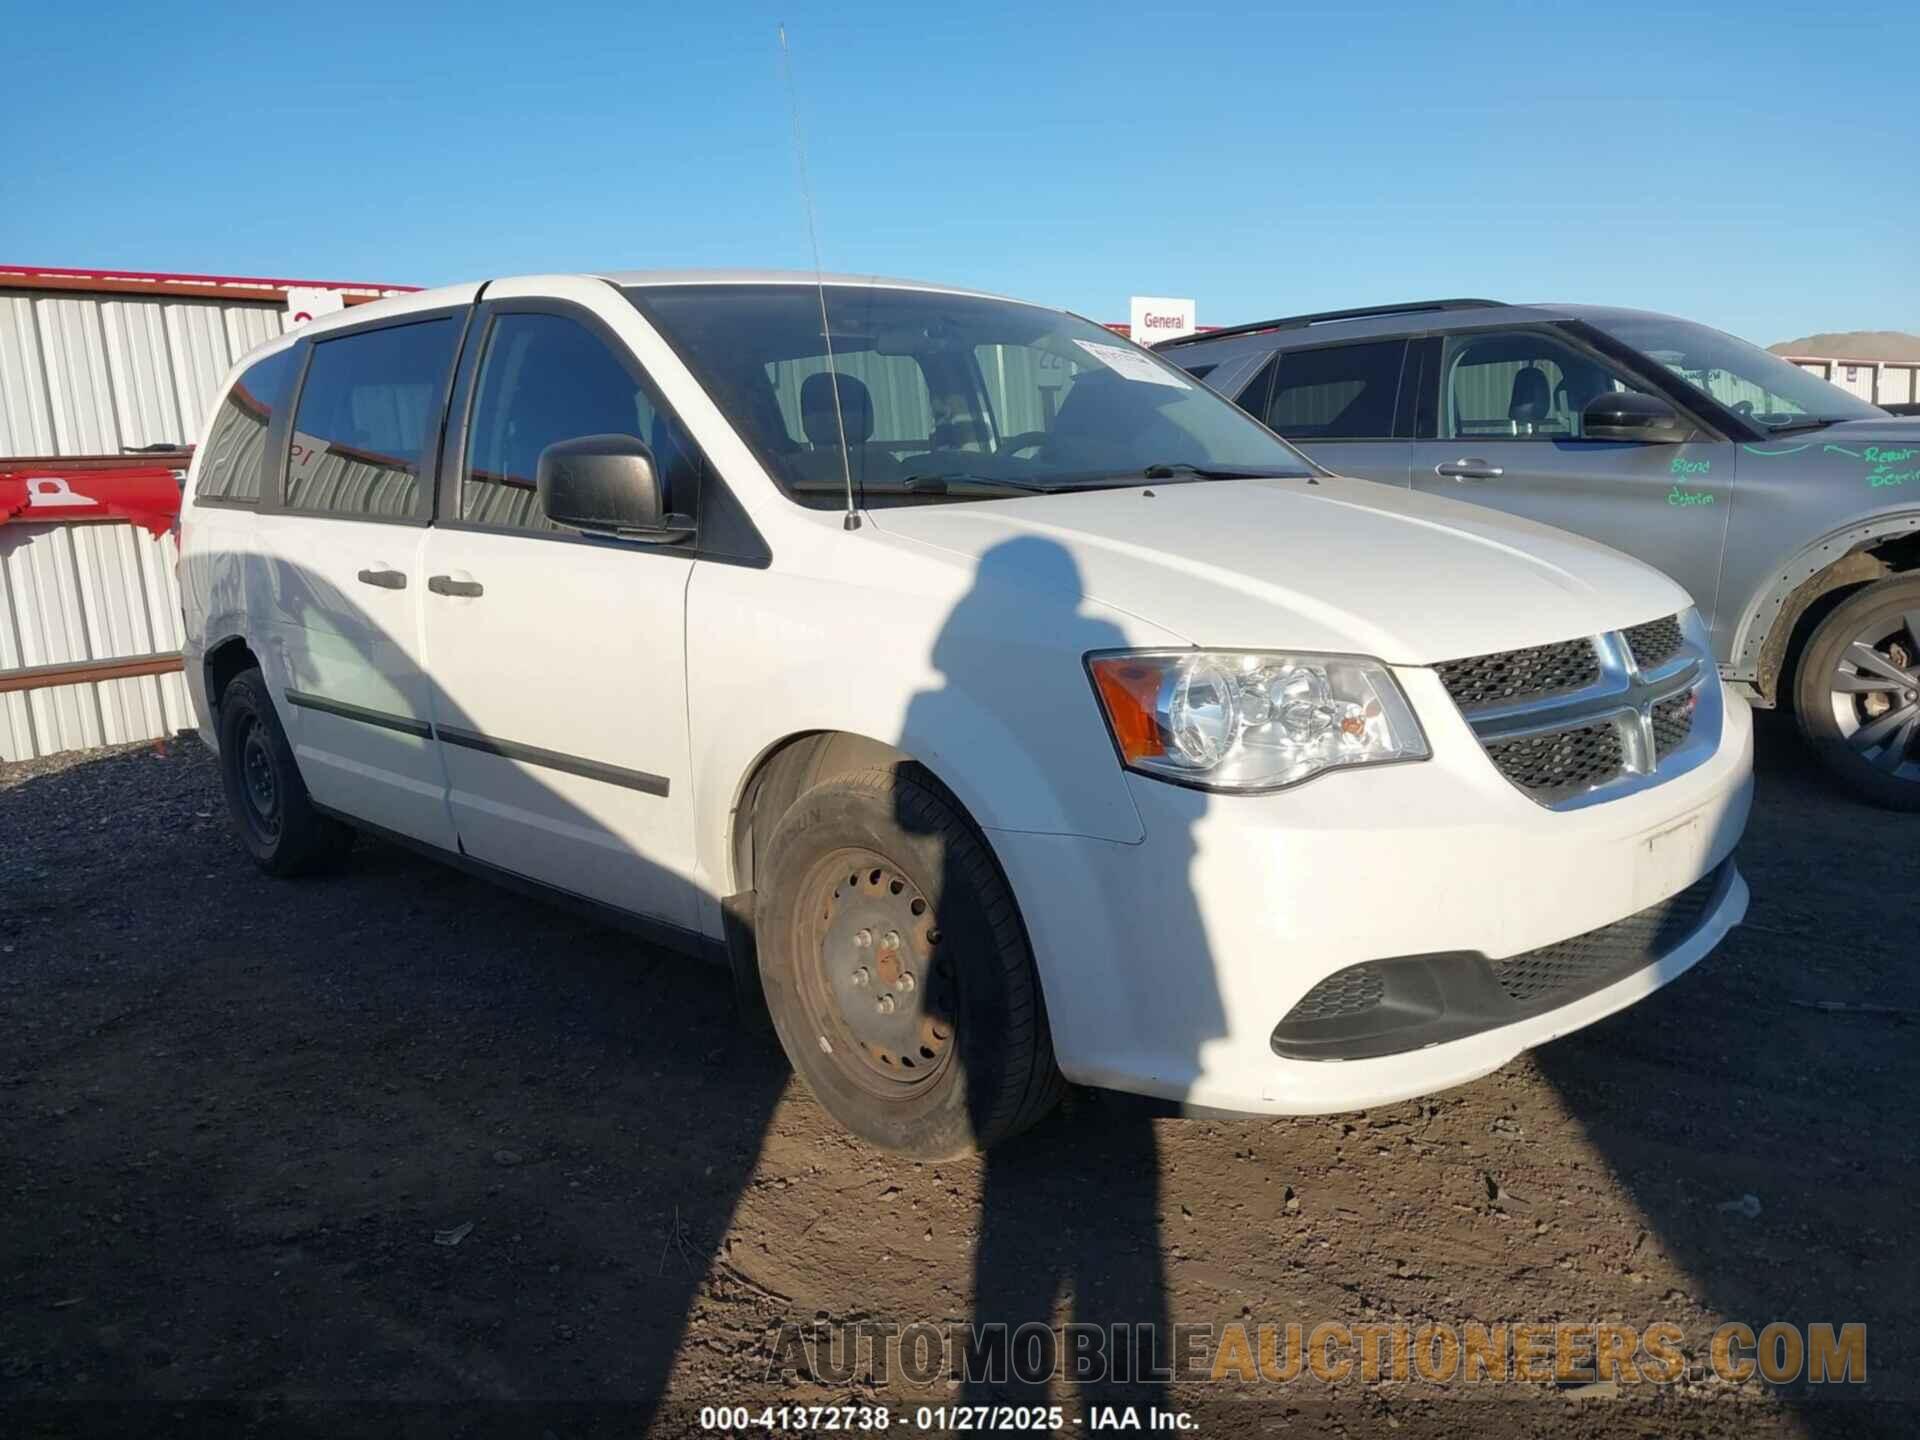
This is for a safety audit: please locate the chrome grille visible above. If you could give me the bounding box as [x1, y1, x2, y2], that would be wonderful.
[1435, 615, 1715, 809]
[1492, 864, 1725, 1003]
[1624, 615, 1686, 672]
[1434, 638, 1599, 711]
[1482, 723, 1626, 803]
[1651, 692, 1697, 759]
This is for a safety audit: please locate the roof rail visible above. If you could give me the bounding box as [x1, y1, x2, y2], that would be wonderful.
[1153, 298, 1507, 349]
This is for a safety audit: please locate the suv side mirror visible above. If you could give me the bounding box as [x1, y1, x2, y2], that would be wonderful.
[1582, 391, 1690, 444]
[535, 434, 694, 542]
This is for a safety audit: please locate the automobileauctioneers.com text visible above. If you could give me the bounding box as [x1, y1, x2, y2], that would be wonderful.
[763, 1316, 1865, 1389]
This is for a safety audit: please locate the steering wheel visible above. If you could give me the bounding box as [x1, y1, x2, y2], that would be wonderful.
[997, 431, 1051, 457]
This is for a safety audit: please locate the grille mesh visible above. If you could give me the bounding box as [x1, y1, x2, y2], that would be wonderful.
[1482, 722, 1625, 800]
[1492, 866, 1725, 1003]
[1624, 615, 1686, 672]
[1285, 965, 1386, 1023]
[1651, 692, 1698, 759]
[1434, 639, 1600, 711]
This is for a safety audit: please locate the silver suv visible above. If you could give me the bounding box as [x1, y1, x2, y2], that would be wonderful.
[1159, 301, 1920, 808]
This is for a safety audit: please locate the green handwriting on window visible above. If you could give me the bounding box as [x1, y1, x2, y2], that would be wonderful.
[1669, 457, 1711, 477]
[1668, 486, 1716, 507]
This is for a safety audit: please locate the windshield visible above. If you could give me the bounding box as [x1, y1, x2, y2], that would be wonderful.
[1588, 313, 1886, 430]
[629, 284, 1314, 508]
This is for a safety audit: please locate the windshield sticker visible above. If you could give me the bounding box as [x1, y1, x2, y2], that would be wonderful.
[1669, 457, 1711, 477]
[1072, 339, 1193, 390]
[1668, 485, 1716, 507]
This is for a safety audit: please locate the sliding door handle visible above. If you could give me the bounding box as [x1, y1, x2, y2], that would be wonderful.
[356, 567, 408, 590]
[427, 574, 484, 598]
[1434, 459, 1504, 481]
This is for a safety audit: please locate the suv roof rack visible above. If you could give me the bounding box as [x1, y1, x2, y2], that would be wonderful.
[1154, 298, 1507, 349]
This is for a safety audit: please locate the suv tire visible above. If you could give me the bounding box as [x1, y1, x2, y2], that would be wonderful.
[217, 667, 356, 873]
[756, 765, 1064, 1157]
[1793, 575, 1920, 811]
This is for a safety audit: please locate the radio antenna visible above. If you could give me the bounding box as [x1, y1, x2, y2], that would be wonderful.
[778, 23, 859, 532]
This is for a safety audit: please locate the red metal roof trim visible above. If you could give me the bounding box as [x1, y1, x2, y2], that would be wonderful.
[0, 264, 418, 293]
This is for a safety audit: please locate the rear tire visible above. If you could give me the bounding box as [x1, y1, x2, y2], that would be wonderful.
[1793, 574, 1920, 811]
[756, 766, 1064, 1158]
[217, 667, 355, 874]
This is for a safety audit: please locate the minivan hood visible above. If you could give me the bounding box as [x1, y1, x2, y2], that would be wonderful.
[869, 475, 1690, 665]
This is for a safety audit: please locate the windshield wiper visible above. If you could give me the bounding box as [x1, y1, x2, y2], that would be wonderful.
[897, 472, 1062, 495]
[1758, 417, 1838, 435]
[1140, 462, 1311, 480]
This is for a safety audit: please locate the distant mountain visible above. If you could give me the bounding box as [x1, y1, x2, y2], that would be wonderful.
[1769, 330, 1920, 362]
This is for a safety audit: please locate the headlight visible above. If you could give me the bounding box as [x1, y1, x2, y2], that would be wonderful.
[1087, 650, 1429, 792]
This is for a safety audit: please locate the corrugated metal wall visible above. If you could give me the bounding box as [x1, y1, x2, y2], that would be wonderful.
[0, 521, 194, 761]
[0, 288, 287, 455]
[1, 287, 288, 760]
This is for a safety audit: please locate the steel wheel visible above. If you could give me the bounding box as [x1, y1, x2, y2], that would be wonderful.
[791, 848, 956, 1098]
[1826, 608, 1920, 782]
[235, 712, 284, 843]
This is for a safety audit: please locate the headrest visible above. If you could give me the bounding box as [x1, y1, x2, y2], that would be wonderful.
[1509, 366, 1551, 423]
[801, 371, 874, 446]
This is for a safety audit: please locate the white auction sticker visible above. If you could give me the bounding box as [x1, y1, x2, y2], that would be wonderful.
[1072, 339, 1192, 390]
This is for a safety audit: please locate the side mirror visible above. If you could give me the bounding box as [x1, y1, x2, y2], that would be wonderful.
[1582, 391, 1691, 444]
[535, 434, 693, 542]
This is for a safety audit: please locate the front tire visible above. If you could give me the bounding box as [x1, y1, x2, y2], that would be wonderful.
[217, 667, 355, 874]
[756, 766, 1064, 1158]
[1793, 574, 1920, 811]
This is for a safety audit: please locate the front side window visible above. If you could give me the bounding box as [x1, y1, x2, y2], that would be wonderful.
[1441, 330, 1631, 441]
[630, 284, 1314, 509]
[197, 348, 297, 503]
[1264, 341, 1407, 440]
[1584, 313, 1885, 431]
[287, 319, 458, 519]
[462, 312, 701, 534]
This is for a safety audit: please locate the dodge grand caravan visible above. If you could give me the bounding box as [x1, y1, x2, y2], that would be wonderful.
[179, 272, 1753, 1157]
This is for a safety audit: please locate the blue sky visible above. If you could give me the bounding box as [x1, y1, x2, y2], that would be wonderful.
[8, 1, 1915, 345]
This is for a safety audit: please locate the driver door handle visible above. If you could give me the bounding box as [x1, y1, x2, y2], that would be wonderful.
[356, 567, 407, 590]
[1435, 458, 1504, 481]
[427, 574, 484, 598]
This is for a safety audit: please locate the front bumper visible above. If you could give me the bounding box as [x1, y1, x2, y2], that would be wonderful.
[988, 670, 1754, 1116]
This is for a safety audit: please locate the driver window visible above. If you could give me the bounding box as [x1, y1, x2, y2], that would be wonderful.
[1442, 331, 1627, 441]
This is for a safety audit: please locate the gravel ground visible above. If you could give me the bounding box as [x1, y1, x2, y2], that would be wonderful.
[1, 717, 1914, 1438]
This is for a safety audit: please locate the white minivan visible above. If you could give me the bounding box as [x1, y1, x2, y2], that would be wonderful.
[179, 271, 1753, 1157]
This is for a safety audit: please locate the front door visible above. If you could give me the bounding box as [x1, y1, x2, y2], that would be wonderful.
[1408, 326, 1734, 627]
[255, 312, 466, 851]
[419, 290, 703, 931]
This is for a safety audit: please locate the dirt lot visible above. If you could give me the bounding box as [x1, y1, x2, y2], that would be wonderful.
[2, 717, 1914, 1437]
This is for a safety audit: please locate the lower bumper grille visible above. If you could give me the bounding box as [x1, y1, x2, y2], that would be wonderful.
[1272, 860, 1735, 1061]
[1490, 866, 1724, 1003]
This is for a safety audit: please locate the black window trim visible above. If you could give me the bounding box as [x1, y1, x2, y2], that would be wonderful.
[434, 295, 769, 568]
[1425, 321, 1730, 446]
[192, 346, 301, 511]
[265, 303, 474, 527]
[1257, 335, 1413, 444]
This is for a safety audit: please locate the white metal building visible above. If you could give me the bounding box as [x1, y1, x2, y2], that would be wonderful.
[0, 266, 411, 761]
[1780, 353, 1920, 408]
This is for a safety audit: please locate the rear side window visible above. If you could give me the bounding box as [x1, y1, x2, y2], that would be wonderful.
[1265, 341, 1407, 440]
[462, 312, 702, 534]
[287, 318, 458, 519]
[196, 349, 297, 504]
